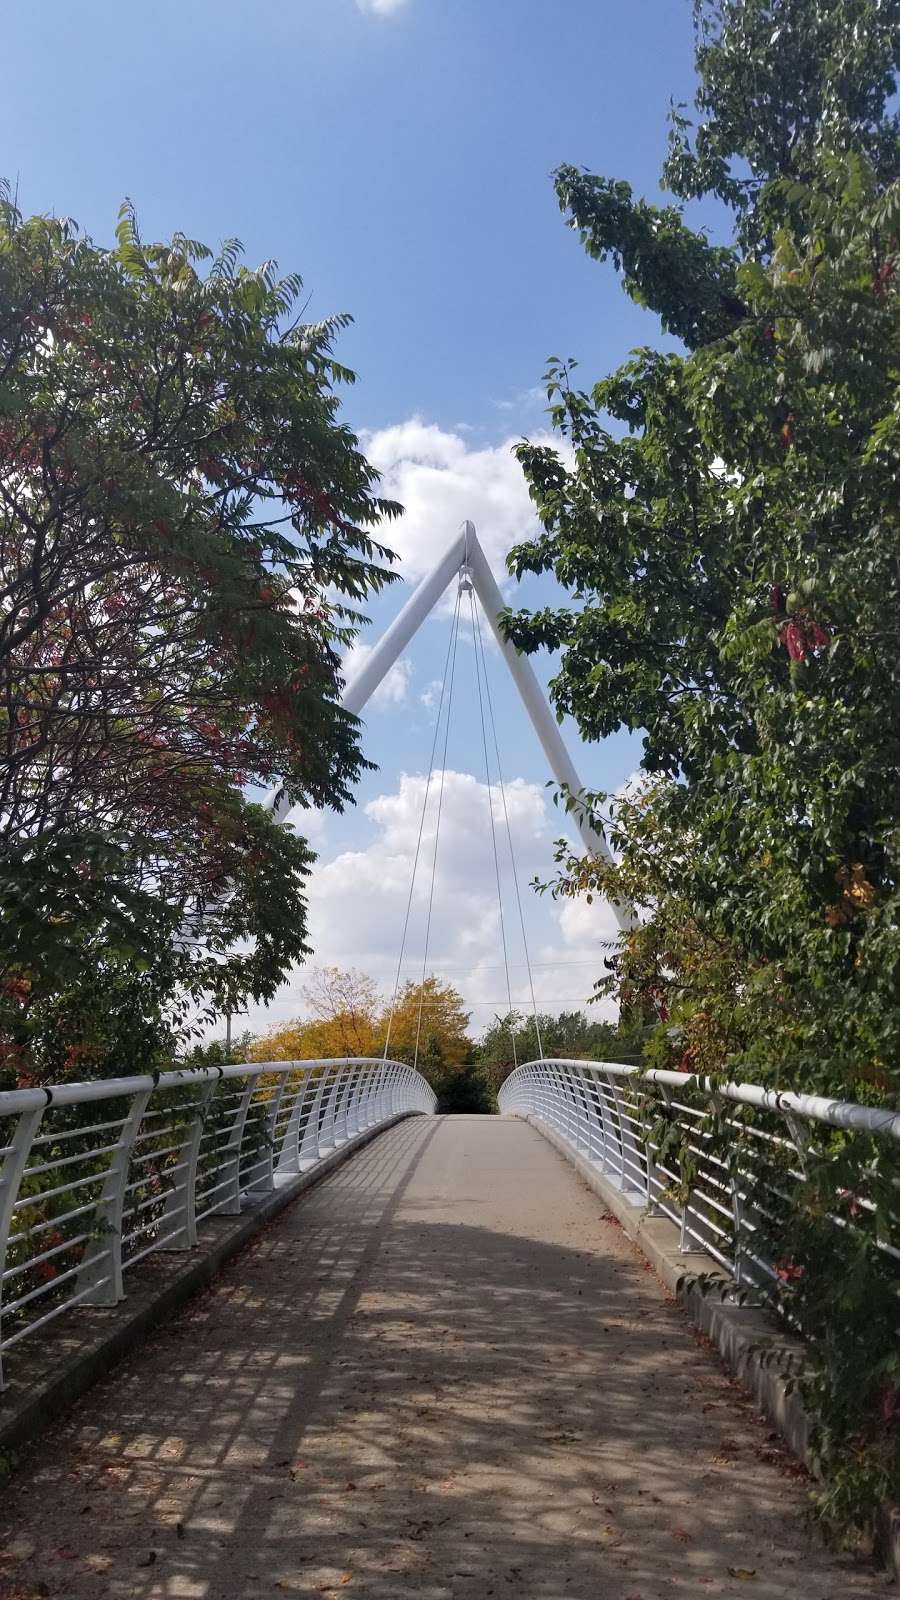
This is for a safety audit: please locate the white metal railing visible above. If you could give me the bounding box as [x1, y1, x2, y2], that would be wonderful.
[500, 1058, 899, 1292]
[0, 1058, 436, 1386]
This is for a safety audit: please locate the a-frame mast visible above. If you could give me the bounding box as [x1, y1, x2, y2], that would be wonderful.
[265, 521, 630, 933]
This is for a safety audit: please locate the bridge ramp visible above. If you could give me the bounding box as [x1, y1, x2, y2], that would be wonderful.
[0, 1116, 877, 1598]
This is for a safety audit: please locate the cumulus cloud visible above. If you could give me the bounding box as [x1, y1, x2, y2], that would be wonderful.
[342, 639, 412, 707]
[233, 414, 622, 1043]
[362, 418, 559, 592]
[240, 767, 620, 1038]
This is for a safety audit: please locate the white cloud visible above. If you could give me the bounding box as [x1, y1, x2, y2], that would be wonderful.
[356, 0, 410, 14]
[362, 418, 558, 594]
[342, 640, 412, 706]
[419, 678, 442, 713]
[239, 767, 621, 1039]
[232, 414, 626, 1045]
[491, 384, 547, 416]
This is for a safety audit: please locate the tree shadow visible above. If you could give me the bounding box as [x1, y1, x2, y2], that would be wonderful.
[0, 1117, 876, 1600]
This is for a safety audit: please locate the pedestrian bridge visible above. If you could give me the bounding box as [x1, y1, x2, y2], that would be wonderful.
[1, 1059, 895, 1596]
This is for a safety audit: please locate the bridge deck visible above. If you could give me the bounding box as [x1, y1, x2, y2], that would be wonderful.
[0, 1117, 876, 1599]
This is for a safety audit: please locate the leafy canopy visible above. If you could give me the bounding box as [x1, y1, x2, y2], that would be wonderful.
[505, 0, 900, 1535]
[0, 192, 399, 1080]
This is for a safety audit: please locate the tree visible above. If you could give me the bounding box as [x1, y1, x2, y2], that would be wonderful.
[248, 967, 381, 1061]
[248, 967, 476, 1106]
[374, 975, 471, 1068]
[475, 1009, 632, 1096]
[0, 190, 399, 1081]
[303, 966, 383, 1056]
[504, 0, 900, 1536]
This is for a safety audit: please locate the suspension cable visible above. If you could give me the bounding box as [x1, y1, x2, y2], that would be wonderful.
[382, 588, 462, 1062]
[468, 588, 518, 1066]
[472, 599, 545, 1061]
[411, 591, 462, 1071]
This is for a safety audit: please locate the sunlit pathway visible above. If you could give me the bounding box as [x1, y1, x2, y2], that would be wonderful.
[0, 1117, 882, 1599]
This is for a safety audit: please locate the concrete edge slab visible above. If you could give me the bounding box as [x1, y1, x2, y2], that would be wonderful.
[0, 1112, 418, 1467]
[517, 1113, 899, 1583]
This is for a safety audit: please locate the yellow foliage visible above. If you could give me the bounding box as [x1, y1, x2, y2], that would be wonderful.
[248, 966, 471, 1068]
[376, 976, 471, 1066]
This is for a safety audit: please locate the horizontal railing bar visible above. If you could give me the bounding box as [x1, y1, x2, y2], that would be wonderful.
[499, 1059, 898, 1337]
[2, 1231, 90, 1283]
[0, 1276, 116, 1350]
[0, 1058, 436, 1387]
[29, 1117, 128, 1148]
[0, 1059, 361, 1117]
[19, 1140, 123, 1180]
[11, 1168, 110, 1211]
[2, 1249, 109, 1316]
[524, 1060, 900, 1141]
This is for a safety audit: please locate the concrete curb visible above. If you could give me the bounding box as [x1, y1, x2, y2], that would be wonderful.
[519, 1113, 899, 1583]
[0, 1113, 415, 1466]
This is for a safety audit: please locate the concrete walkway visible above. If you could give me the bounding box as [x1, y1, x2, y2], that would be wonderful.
[0, 1117, 884, 1599]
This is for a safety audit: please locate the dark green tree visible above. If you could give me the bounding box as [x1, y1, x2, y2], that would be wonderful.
[504, 0, 900, 1537]
[475, 1009, 634, 1097]
[0, 190, 399, 1081]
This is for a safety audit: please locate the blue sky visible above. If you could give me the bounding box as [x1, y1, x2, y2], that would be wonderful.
[4, 0, 722, 1036]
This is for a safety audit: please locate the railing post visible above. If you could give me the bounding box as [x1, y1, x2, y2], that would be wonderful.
[245, 1075, 287, 1197]
[332, 1065, 356, 1144]
[276, 1066, 314, 1175]
[298, 1066, 332, 1167]
[572, 1066, 589, 1153]
[160, 1078, 219, 1248]
[546, 1061, 564, 1134]
[345, 1064, 367, 1136]
[385, 1062, 402, 1117]
[0, 1104, 44, 1391]
[644, 1080, 672, 1214]
[596, 1070, 623, 1177]
[561, 1063, 580, 1146]
[209, 1075, 257, 1216]
[379, 1061, 398, 1120]
[78, 1087, 152, 1307]
[319, 1064, 349, 1150]
[608, 1073, 644, 1196]
[361, 1063, 382, 1126]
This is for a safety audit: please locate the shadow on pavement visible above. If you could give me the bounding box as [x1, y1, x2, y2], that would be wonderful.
[0, 1117, 880, 1600]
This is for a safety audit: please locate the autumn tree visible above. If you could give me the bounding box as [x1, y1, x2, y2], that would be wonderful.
[504, 0, 900, 1534]
[248, 968, 474, 1103]
[0, 191, 399, 1080]
[248, 967, 381, 1061]
[374, 975, 471, 1068]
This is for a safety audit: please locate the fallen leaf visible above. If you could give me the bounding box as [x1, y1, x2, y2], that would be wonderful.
[728, 1569, 756, 1581]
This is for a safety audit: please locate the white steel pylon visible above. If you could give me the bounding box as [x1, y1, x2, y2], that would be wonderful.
[265, 521, 630, 933]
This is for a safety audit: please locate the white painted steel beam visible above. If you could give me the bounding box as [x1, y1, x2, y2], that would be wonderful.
[342, 527, 468, 717]
[264, 521, 631, 929]
[463, 528, 616, 871]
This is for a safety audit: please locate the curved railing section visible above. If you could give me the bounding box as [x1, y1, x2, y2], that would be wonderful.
[500, 1058, 899, 1292]
[0, 1058, 436, 1386]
